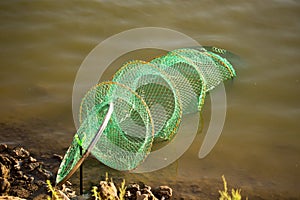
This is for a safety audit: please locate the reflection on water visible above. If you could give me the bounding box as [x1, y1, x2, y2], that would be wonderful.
[0, 0, 299, 198]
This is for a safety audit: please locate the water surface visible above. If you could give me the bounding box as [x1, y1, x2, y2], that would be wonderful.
[0, 1, 299, 199]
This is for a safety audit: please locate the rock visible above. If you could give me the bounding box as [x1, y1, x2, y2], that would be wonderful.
[144, 185, 151, 191]
[16, 171, 23, 178]
[61, 183, 76, 198]
[125, 183, 159, 200]
[53, 154, 63, 161]
[65, 181, 72, 186]
[13, 161, 22, 170]
[141, 185, 158, 200]
[28, 176, 34, 183]
[27, 162, 40, 171]
[0, 177, 11, 194]
[152, 186, 172, 200]
[22, 174, 29, 181]
[127, 183, 140, 196]
[124, 190, 133, 199]
[13, 147, 30, 158]
[28, 156, 37, 163]
[137, 191, 148, 200]
[0, 154, 12, 167]
[99, 181, 119, 200]
[0, 162, 10, 178]
[6, 155, 18, 166]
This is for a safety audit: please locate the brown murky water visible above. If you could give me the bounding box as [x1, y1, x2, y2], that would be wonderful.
[0, 1, 299, 199]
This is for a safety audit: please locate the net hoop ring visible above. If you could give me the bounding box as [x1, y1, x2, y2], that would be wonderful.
[56, 102, 113, 186]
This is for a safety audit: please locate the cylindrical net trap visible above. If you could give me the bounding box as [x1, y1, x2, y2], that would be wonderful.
[56, 46, 237, 185]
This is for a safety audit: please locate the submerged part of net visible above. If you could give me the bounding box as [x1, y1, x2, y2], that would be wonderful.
[56, 46, 236, 185]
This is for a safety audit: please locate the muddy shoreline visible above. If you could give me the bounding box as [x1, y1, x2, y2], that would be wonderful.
[0, 121, 299, 199]
[0, 143, 298, 200]
[0, 144, 173, 200]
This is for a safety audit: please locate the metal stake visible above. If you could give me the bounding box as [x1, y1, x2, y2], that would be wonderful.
[80, 146, 83, 195]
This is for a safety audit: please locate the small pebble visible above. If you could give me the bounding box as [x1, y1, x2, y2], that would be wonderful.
[0, 163, 10, 178]
[152, 186, 173, 200]
[13, 147, 30, 158]
[137, 191, 149, 200]
[13, 161, 22, 170]
[22, 175, 29, 181]
[16, 171, 23, 178]
[28, 162, 40, 171]
[99, 180, 119, 200]
[53, 153, 63, 161]
[0, 177, 10, 194]
[28, 156, 37, 163]
[127, 183, 140, 195]
[0, 155, 12, 167]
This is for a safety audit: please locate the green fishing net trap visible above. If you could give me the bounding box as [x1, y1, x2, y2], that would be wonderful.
[56, 46, 237, 185]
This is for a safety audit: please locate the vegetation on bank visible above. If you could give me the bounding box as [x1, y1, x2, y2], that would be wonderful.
[0, 144, 248, 199]
[46, 174, 248, 200]
[219, 175, 248, 200]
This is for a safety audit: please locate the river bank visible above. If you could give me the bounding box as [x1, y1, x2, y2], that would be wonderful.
[0, 143, 298, 199]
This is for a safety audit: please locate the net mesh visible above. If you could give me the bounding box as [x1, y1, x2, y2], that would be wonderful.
[56, 46, 237, 184]
[56, 82, 154, 183]
[112, 60, 182, 141]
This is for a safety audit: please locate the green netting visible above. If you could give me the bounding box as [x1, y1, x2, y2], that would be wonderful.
[151, 50, 207, 112]
[112, 60, 182, 141]
[173, 48, 234, 91]
[56, 82, 154, 184]
[56, 46, 237, 185]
